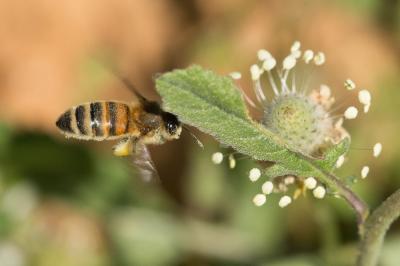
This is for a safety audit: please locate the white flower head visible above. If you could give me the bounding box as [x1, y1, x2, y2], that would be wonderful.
[344, 106, 358, 120]
[313, 186, 326, 199]
[304, 177, 317, 190]
[262, 181, 274, 194]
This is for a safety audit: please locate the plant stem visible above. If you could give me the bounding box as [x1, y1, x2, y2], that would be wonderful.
[357, 188, 400, 266]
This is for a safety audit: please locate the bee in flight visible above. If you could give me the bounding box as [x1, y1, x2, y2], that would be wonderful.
[55, 78, 182, 182]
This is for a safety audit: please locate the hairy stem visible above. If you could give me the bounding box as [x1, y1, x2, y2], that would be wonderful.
[357, 188, 400, 266]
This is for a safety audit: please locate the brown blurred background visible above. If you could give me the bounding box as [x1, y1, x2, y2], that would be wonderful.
[0, 0, 399, 265]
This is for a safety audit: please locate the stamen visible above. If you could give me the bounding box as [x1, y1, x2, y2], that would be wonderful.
[304, 177, 317, 189]
[358, 89, 371, 105]
[279, 195, 292, 208]
[373, 143, 382, 157]
[283, 55, 297, 70]
[290, 41, 301, 52]
[250, 64, 262, 81]
[262, 181, 274, 194]
[336, 155, 345, 168]
[257, 49, 272, 61]
[249, 168, 262, 182]
[364, 103, 371, 113]
[262, 57, 277, 71]
[361, 166, 370, 179]
[313, 52, 325, 65]
[303, 50, 314, 64]
[211, 152, 223, 164]
[229, 154, 236, 169]
[344, 106, 358, 119]
[344, 79, 356, 90]
[229, 72, 242, 80]
[313, 186, 326, 199]
[320, 84, 331, 98]
[253, 194, 267, 206]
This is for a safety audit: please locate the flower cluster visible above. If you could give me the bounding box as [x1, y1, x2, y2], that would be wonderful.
[212, 41, 382, 208]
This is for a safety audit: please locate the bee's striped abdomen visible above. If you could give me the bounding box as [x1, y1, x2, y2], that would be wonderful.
[56, 101, 135, 140]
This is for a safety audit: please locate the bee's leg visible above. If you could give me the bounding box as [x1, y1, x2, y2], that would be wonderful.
[113, 138, 134, 157]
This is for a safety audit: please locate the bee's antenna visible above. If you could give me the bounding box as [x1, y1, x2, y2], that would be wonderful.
[183, 125, 204, 149]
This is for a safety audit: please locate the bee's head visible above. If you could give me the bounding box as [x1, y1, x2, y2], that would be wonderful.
[161, 112, 182, 140]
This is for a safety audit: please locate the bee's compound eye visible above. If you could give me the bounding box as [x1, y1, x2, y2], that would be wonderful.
[166, 122, 177, 135]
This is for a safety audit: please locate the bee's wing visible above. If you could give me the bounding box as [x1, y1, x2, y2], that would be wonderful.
[132, 142, 160, 183]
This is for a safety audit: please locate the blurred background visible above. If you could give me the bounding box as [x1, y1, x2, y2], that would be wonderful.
[0, 0, 399, 265]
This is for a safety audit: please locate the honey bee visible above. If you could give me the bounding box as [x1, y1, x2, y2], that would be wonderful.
[55, 78, 182, 182]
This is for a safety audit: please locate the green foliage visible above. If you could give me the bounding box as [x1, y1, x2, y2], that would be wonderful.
[156, 66, 347, 181]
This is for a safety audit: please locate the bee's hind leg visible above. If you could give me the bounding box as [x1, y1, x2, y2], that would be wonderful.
[113, 138, 134, 157]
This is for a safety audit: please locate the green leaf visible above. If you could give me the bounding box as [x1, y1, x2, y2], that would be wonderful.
[156, 65, 292, 163]
[315, 138, 350, 172]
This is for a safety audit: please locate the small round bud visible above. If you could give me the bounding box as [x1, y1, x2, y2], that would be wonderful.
[344, 106, 358, 119]
[284, 176, 295, 185]
[373, 143, 382, 158]
[361, 166, 370, 179]
[313, 186, 326, 199]
[304, 177, 317, 190]
[211, 152, 223, 164]
[249, 168, 262, 182]
[253, 194, 266, 206]
[262, 181, 274, 194]
[279, 195, 292, 208]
